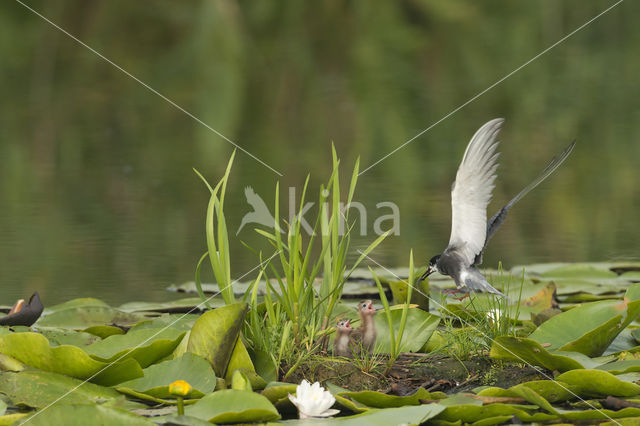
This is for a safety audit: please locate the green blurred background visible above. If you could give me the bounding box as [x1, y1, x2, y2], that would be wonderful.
[1, 1, 638, 305]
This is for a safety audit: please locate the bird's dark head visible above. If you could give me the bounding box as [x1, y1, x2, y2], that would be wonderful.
[421, 254, 441, 279]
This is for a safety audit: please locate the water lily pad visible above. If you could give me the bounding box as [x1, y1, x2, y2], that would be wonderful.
[187, 303, 248, 376]
[540, 264, 618, 279]
[38, 328, 99, 347]
[330, 403, 445, 425]
[82, 325, 125, 339]
[225, 338, 265, 390]
[373, 308, 440, 353]
[528, 288, 640, 356]
[433, 403, 556, 423]
[116, 353, 216, 400]
[20, 403, 155, 425]
[556, 369, 640, 397]
[119, 298, 207, 314]
[339, 387, 439, 408]
[36, 305, 144, 329]
[0, 370, 121, 408]
[489, 336, 595, 371]
[186, 389, 280, 423]
[128, 314, 199, 332]
[0, 353, 24, 372]
[85, 328, 185, 368]
[0, 332, 142, 386]
[478, 380, 578, 403]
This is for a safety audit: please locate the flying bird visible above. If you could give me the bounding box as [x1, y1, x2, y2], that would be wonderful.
[419, 118, 575, 296]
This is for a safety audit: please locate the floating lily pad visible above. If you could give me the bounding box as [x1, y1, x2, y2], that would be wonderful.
[556, 369, 640, 397]
[118, 298, 208, 314]
[38, 328, 99, 347]
[373, 308, 440, 353]
[433, 403, 556, 423]
[20, 403, 155, 425]
[596, 360, 640, 374]
[539, 264, 618, 279]
[329, 403, 445, 425]
[528, 287, 640, 356]
[36, 305, 144, 329]
[128, 314, 199, 332]
[489, 336, 598, 371]
[339, 387, 440, 408]
[478, 380, 579, 404]
[82, 325, 125, 339]
[186, 389, 280, 423]
[0, 332, 142, 386]
[116, 353, 216, 400]
[187, 303, 248, 376]
[0, 370, 121, 408]
[85, 328, 185, 368]
[225, 338, 265, 390]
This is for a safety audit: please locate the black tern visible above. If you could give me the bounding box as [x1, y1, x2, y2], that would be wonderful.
[419, 118, 575, 296]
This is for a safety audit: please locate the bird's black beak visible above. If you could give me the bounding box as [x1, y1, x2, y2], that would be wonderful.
[417, 266, 435, 283]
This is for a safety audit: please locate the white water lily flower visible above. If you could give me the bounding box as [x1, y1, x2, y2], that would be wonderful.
[288, 380, 340, 419]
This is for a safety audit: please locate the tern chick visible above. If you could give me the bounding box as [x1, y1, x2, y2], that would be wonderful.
[334, 319, 354, 357]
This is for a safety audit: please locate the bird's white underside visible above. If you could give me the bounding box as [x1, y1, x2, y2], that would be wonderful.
[448, 118, 504, 265]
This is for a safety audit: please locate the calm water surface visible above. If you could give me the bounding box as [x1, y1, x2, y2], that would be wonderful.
[1, 2, 639, 305]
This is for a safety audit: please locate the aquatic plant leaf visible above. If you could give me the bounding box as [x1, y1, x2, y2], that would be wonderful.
[82, 325, 125, 339]
[186, 389, 280, 423]
[339, 387, 439, 408]
[20, 404, 155, 425]
[261, 382, 298, 404]
[596, 360, 640, 374]
[489, 336, 592, 371]
[509, 384, 558, 414]
[322, 404, 445, 425]
[36, 305, 144, 329]
[540, 264, 618, 279]
[37, 328, 99, 347]
[373, 308, 440, 353]
[558, 407, 640, 421]
[128, 314, 199, 332]
[0, 332, 142, 386]
[325, 382, 370, 414]
[520, 282, 556, 310]
[528, 290, 640, 356]
[0, 370, 121, 408]
[85, 328, 185, 368]
[434, 403, 557, 423]
[478, 380, 578, 403]
[43, 297, 110, 312]
[0, 352, 24, 372]
[0, 400, 5, 416]
[118, 298, 206, 314]
[225, 338, 265, 390]
[556, 369, 640, 397]
[116, 353, 215, 400]
[187, 303, 248, 376]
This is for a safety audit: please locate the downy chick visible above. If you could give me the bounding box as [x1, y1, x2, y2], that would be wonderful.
[333, 319, 353, 357]
[351, 300, 377, 353]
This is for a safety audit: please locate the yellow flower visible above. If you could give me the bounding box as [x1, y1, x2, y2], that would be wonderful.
[169, 380, 193, 397]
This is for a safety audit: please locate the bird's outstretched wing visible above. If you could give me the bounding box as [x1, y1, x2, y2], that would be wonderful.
[473, 140, 576, 265]
[447, 118, 503, 266]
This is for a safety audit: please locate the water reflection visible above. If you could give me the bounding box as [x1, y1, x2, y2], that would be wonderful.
[1, 1, 639, 305]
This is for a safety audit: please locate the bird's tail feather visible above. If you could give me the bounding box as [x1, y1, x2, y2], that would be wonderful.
[485, 140, 575, 243]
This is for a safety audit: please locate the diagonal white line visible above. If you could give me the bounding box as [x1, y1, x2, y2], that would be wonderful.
[14, 0, 283, 177]
[359, 251, 622, 425]
[359, 0, 624, 176]
[21, 250, 281, 424]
